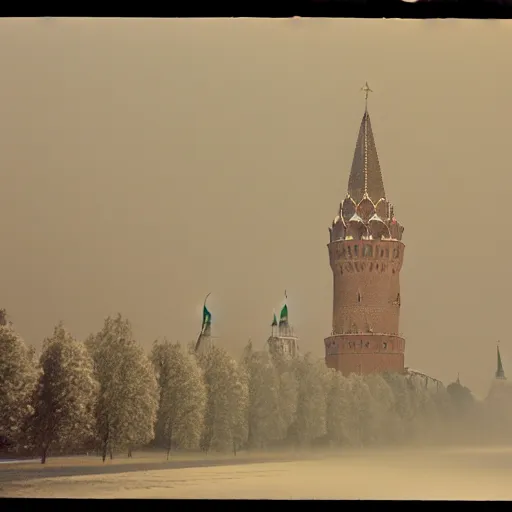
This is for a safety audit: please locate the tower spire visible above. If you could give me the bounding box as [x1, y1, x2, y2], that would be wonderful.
[496, 342, 506, 380]
[347, 83, 386, 205]
[361, 81, 372, 112]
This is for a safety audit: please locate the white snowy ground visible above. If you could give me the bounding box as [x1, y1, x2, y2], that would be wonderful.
[2, 446, 512, 500]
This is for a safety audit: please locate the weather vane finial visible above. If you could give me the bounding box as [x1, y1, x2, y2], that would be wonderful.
[361, 82, 373, 111]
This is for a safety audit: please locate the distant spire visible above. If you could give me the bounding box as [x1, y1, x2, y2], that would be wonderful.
[496, 342, 506, 380]
[456, 372, 460, 385]
[278, 290, 291, 338]
[279, 304, 289, 326]
[347, 84, 386, 204]
[279, 291, 288, 325]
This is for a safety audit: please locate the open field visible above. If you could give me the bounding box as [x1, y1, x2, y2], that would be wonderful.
[2, 446, 512, 500]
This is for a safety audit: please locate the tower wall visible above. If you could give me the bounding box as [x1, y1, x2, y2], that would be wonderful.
[325, 238, 405, 377]
[268, 335, 299, 359]
[329, 239, 404, 335]
[325, 333, 405, 375]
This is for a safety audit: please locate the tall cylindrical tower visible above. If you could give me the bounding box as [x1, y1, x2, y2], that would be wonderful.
[324, 85, 406, 377]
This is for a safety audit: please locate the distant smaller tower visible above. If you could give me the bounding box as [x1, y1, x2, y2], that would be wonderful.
[267, 292, 299, 358]
[496, 343, 506, 380]
[486, 343, 510, 405]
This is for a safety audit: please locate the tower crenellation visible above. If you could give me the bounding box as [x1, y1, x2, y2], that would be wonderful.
[325, 83, 406, 377]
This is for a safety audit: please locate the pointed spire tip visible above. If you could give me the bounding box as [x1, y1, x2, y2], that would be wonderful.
[361, 82, 373, 111]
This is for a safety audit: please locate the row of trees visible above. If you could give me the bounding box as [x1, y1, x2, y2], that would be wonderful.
[1, 313, 510, 464]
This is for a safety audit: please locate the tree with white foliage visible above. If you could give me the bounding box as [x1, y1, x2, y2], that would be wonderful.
[197, 346, 249, 455]
[27, 323, 98, 464]
[291, 353, 330, 446]
[383, 372, 414, 441]
[0, 322, 37, 451]
[365, 373, 397, 445]
[151, 340, 206, 458]
[325, 369, 353, 446]
[347, 374, 376, 446]
[242, 341, 280, 449]
[275, 364, 298, 443]
[86, 314, 158, 461]
[227, 354, 249, 455]
[267, 348, 298, 444]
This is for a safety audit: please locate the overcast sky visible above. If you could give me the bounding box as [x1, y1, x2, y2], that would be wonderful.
[1, 18, 510, 396]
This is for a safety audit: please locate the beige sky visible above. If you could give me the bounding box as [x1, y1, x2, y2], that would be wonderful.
[0, 18, 510, 397]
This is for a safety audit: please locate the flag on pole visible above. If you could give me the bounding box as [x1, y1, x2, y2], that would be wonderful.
[271, 312, 278, 327]
[195, 297, 212, 352]
[201, 304, 212, 334]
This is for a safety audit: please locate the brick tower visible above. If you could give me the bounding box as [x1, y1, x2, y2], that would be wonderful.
[324, 83, 405, 377]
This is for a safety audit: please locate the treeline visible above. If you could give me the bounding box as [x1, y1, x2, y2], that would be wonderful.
[1, 313, 511, 464]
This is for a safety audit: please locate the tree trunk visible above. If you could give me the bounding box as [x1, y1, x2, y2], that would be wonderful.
[128, 447, 132, 458]
[233, 441, 237, 456]
[109, 448, 113, 460]
[41, 445, 48, 465]
[102, 428, 109, 462]
[166, 427, 173, 460]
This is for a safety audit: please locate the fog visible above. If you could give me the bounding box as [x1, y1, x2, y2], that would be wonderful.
[1, 18, 512, 397]
[3, 446, 512, 499]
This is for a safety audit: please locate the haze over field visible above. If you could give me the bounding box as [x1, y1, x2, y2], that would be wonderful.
[3, 447, 512, 500]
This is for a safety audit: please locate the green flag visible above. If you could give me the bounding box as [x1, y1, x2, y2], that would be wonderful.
[271, 312, 278, 327]
[279, 304, 288, 324]
[202, 305, 212, 333]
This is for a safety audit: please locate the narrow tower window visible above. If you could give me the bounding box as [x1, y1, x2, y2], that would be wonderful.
[357, 292, 361, 303]
[363, 245, 373, 257]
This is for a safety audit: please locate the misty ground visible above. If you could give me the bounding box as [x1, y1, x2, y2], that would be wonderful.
[2, 446, 512, 500]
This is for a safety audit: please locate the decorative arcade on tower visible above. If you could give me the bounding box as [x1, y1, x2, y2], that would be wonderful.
[324, 83, 406, 377]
